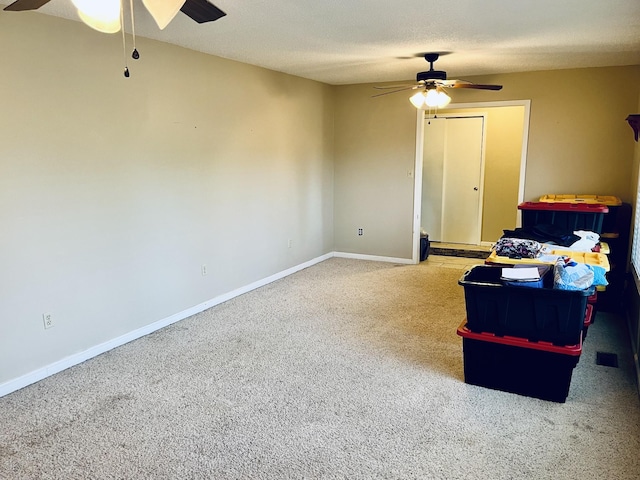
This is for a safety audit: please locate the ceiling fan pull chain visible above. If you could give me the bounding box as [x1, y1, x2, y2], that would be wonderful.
[121, 1, 130, 77]
[130, 0, 139, 59]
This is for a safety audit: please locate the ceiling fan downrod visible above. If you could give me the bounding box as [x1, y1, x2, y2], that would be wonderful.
[417, 53, 447, 82]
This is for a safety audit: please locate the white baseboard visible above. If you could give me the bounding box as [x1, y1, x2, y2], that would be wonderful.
[0, 252, 334, 398]
[333, 251, 414, 264]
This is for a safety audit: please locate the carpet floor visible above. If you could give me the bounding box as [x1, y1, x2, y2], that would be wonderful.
[1, 258, 639, 479]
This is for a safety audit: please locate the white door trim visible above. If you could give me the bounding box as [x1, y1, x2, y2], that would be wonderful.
[412, 100, 532, 263]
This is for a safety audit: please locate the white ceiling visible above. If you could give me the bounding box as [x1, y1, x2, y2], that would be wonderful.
[2, 0, 640, 85]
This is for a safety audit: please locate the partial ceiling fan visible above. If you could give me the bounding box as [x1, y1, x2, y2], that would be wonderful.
[3, 0, 226, 28]
[374, 53, 502, 109]
[3, 0, 226, 76]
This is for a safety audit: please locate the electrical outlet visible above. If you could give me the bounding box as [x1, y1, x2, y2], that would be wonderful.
[287, 239, 292, 248]
[42, 313, 54, 329]
[201, 264, 208, 276]
[358, 228, 364, 236]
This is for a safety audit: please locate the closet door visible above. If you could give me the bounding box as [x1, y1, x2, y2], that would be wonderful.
[422, 116, 484, 244]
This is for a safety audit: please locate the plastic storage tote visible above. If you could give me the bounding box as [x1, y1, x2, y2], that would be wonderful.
[459, 265, 594, 346]
[518, 202, 609, 233]
[457, 321, 582, 402]
[538, 195, 621, 233]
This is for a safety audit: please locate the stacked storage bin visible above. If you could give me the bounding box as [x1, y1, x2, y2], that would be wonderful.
[538, 195, 620, 232]
[457, 265, 594, 402]
[456, 197, 615, 401]
[538, 195, 630, 313]
[518, 198, 613, 319]
[518, 201, 609, 233]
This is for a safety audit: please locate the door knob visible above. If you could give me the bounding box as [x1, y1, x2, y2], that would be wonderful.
[473, 187, 478, 191]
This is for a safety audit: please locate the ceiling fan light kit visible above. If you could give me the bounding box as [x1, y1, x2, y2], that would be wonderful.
[410, 88, 452, 109]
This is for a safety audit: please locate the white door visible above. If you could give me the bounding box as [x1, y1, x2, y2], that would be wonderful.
[422, 116, 484, 244]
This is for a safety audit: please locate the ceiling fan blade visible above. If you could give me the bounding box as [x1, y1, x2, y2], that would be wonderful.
[180, 0, 226, 23]
[3, 0, 51, 11]
[438, 79, 464, 87]
[372, 86, 419, 97]
[374, 83, 420, 90]
[450, 83, 503, 91]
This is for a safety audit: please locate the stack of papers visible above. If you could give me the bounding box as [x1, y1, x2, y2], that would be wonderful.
[500, 267, 541, 282]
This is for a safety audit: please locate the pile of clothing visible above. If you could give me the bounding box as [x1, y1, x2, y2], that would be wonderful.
[491, 235, 608, 290]
[502, 224, 600, 252]
[493, 238, 542, 259]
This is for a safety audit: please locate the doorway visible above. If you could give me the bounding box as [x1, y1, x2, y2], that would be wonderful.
[421, 114, 486, 244]
[411, 100, 531, 263]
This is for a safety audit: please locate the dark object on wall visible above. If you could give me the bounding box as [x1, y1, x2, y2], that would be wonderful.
[627, 115, 640, 142]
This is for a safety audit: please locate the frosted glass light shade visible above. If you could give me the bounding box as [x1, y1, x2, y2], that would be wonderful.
[425, 88, 451, 108]
[409, 91, 426, 108]
[143, 0, 187, 29]
[436, 90, 451, 107]
[424, 89, 440, 106]
[72, 0, 121, 33]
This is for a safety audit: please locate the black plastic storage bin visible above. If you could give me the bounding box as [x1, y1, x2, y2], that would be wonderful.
[459, 265, 594, 346]
[518, 202, 609, 234]
[538, 195, 621, 234]
[582, 304, 593, 340]
[457, 322, 582, 402]
[420, 234, 430, 261]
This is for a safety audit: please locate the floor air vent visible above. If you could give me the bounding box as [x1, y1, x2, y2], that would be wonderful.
[596, 352, 619, 368]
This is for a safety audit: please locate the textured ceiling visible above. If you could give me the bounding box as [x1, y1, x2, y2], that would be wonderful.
[2, 0, 639, 85]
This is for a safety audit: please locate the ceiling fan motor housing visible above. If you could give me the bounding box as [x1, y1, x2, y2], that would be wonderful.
[417, 70, 447, 82]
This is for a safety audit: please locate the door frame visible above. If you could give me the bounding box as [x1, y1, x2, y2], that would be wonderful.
[411, 99, 532, 263]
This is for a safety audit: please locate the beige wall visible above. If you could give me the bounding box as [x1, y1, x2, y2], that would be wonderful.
[0, 13, 334, 386]
[333, 85, 417, 258]
[333, 66, 640, 257]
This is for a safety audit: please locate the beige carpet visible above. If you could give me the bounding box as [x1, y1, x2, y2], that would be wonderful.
[1, 258, 639, 479]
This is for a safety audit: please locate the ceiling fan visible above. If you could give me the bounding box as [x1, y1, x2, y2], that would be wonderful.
[3, 0, 226, 30]
[3, 0, 226, 76]
[374, 53, 503, 109]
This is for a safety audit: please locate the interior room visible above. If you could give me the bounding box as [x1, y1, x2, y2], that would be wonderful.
[1, 1, 640, 478]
